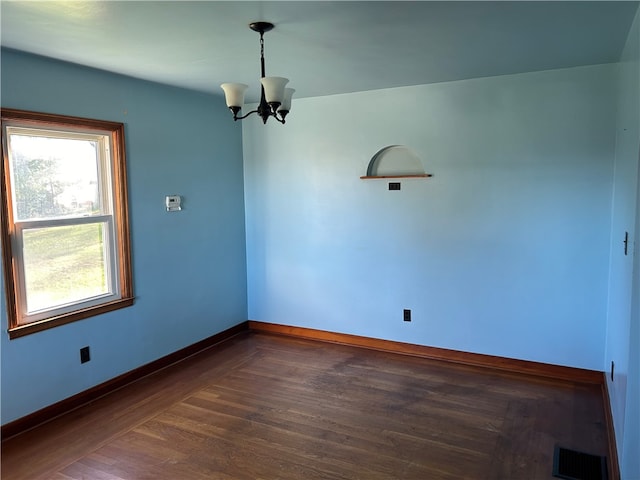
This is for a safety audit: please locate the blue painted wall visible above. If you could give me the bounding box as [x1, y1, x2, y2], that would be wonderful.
[244, 64, 616, 371]
[624, 169, 640, 478]
[0, 49, 248, 424]
[606, 8, 640, 479]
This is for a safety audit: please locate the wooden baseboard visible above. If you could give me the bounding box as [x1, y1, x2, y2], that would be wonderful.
[601, 379, 621, 480]
[248, 321, 604, 385]
[1, 321, 249, 441]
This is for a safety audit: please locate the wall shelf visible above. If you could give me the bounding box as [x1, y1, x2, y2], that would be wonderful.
[360, 174, 433, 179]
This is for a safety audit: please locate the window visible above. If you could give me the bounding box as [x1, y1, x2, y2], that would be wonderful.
[1, 109, 133, 338]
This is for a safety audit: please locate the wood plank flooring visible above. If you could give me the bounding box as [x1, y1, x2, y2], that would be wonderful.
[1, 332, 610, 479]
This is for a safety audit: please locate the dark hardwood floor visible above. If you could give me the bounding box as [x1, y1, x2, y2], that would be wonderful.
[1, 332, 609, 479]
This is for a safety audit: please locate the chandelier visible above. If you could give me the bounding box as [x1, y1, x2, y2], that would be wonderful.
[221, 22, 294, 124]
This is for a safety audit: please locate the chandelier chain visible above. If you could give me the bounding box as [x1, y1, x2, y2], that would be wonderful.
[260, 33, 265, 61]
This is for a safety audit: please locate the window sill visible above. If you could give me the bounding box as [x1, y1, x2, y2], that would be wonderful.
[8, 297, 135, 339]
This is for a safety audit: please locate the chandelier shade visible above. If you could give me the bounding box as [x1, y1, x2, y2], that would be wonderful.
[220, 83, 248, 110]
[280, 88, 295, 113]
[260, 76, 289, 106]
[221, 22, 294, 124]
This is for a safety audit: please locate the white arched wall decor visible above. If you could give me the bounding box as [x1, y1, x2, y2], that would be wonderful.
[360, 145, 433, 179]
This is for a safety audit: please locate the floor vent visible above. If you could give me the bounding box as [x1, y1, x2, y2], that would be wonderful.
[553, 446, 607, 480]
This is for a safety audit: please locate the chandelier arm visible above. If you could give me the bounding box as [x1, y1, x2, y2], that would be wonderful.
[234, 109, 260, 121]
[231, 108, 288, 124]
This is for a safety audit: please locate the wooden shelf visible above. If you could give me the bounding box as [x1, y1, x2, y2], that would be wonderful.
[360, 174, 433, 179]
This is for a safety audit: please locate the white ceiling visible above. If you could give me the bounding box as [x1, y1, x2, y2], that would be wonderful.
[1, 1, 638, 103]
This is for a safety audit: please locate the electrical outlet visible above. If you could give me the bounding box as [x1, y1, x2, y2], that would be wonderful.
[611, 361, 615, 381]
[403, 309, 411, 322]
[80, 346, 91, 364]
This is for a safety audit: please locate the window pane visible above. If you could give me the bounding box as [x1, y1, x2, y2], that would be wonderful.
[8, 135, 101, 221]
[22, 223, 109, 314]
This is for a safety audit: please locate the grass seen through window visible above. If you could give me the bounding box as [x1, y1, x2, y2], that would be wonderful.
[22, 223, 108, 313]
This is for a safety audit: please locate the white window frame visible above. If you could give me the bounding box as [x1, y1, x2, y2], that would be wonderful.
[1, 109, 133, 338]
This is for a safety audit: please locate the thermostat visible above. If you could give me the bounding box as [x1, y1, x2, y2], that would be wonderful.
[165, 195, 182, 212]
